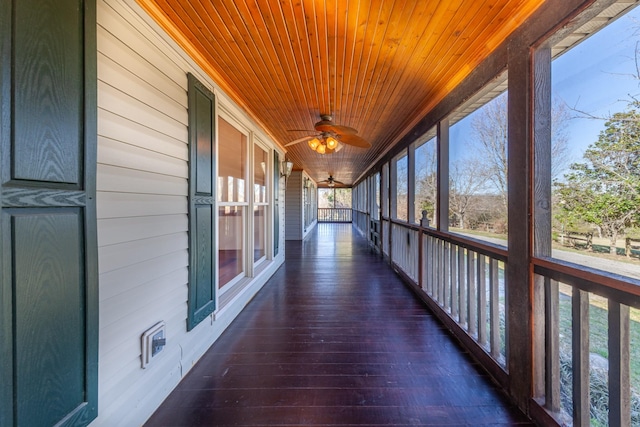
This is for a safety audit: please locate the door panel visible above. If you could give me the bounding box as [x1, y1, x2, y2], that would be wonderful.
[12, 210, 86, 426]
[13, 0, 84, 185]
[0, 1, 97, 426]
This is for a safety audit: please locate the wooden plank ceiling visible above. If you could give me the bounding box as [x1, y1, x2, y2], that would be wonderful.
[137, 0, 544, 186]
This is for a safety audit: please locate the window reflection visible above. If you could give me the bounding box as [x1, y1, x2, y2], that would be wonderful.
[218, 117, 247, 288]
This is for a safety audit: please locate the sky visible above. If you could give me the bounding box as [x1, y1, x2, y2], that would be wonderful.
[552, 5, 640, 162]
[448, 5, 640, 168]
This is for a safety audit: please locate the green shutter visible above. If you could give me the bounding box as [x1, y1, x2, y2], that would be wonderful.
[0, 1, 98, 426]
[187, 74, 216, 330]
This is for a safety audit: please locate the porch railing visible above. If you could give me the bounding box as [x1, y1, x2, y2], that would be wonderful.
[317, 208, 352, 223]
[533, 258, 640, 426]
[380, 219, 507, 375]
[421, 232, 507, 366]
[368, 217, 640, 426]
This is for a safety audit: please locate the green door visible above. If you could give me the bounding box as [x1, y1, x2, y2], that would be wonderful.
[0, 1, 98, 426]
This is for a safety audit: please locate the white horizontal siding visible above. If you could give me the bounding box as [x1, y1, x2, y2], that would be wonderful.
[97, 214, 187, 246]
[97, 164, 187, 195]
[99, 81, 186, 141]
[97, 192, 187, 219]
[91, 1, 285, 426]
[98, 109, 187, 160]
[99, 250, 188, 302]
[99, 232, 188, 273]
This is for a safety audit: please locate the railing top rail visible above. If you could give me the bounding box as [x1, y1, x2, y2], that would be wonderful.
[534, 256, 640, 307]
[386, 218, 508, 261]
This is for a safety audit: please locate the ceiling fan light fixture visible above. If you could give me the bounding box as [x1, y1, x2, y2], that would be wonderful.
[325, 135, 338, 150]
[316, 143, 326, 154]
[308, 137, 320, 149]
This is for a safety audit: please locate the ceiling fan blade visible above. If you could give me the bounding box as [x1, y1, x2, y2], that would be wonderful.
[284, 136, 313, 147]
[314, 120, 357, 135]
[338, 133, 371, 148]
[333, 180, 346, 185]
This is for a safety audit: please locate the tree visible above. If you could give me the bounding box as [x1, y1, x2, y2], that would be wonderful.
[471, 92, 571, 216]
[318, 188, 352, 208]
[554, 101, 640, 254]
[449, 158, 490, 229]
[415, 139, 438, 223]
[471, 93, 508, 213]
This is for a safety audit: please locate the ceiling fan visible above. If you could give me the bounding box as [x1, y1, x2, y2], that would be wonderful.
[285, 115, 371, 154]
[318, 175, 345, 188]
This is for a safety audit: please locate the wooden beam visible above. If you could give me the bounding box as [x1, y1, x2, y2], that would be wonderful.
[532, 44, 551, 402]
[407, 142, 416, 224]
[437, 118, 449, 232]
[506, 39, 533, 411]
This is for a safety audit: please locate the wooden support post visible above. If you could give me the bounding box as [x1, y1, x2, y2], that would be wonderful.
[532, 44, 552, 402]
[507, 43, 533, 410]
[437, 119, 449, 232]
[408, 143, 416, 224]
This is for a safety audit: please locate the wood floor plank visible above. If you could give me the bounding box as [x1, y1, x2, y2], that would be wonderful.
[145, 223, 533, 426]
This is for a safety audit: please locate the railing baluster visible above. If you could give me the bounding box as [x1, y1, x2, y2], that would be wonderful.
[468, 250, 477, 336]
[545, 278, 560, 412]
[416, 231, 420, 282]
[572, 288, 590, 427]
[451, 244, 458, 318]
[424, 235, 431, 294]
[430, 236, 436, 297]
[608, 299, 630, 427]
[444, 241, 450, 311]
[477, 254, 487, 346]
[420, 233, 427, 291]
[437, 239, 444, 304]
[490, 258, 500, 360]
[459, 247, 467, 326]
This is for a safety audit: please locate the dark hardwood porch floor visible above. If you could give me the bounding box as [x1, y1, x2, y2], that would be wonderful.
[145, 223, 534, 426]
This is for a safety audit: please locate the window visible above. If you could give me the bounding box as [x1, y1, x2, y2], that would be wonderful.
[549, 5, 640, 278]
[393, 150, 408, 221]
[534, 4, 640, 424]
[253, 144, 268, 263]
[382, 163, 389, 218]
[372, 172, 380, 221]
[303, 177, 317, 229]
[218, 117, 248, 289]
[413, 129, 437, 225]
[319, 188, 352, 209]
[448, 81, 508, 246]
